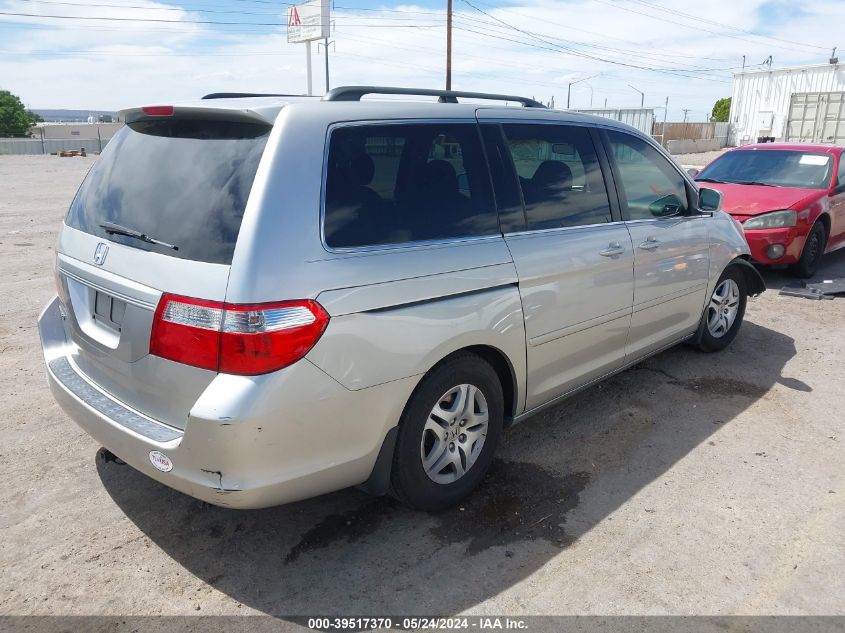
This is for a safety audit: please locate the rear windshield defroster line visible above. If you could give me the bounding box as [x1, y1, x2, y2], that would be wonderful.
[66, 119, 271, 265]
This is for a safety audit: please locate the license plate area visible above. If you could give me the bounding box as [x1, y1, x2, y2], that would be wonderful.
[93, 290, 126, 333]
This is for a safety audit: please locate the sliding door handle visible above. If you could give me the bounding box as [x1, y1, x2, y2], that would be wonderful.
[599, 241, 625, 257]
[639, 237, 660, 251]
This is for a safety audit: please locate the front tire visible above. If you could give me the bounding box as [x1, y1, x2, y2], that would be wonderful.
[693, 266, 748, 353]
[390, 352, 503, 511]
[791, 221, 826, 279]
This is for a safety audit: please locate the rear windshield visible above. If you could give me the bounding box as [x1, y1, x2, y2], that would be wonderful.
[697, 149, 833, 190]
[66, 118, 271, 265]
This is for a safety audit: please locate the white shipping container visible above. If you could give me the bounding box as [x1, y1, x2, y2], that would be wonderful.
[729, 63, 845, 145]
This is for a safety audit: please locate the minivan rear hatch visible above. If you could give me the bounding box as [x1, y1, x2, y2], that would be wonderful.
[55, 107, 273, 430]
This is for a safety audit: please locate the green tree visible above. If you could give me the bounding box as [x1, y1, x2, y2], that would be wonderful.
[711, 97, 731, 123]
[0, 90, 42, 137]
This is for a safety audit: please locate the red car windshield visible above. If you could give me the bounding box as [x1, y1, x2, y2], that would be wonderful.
[697, 150, 833, 190]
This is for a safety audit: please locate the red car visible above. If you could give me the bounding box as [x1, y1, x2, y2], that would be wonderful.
[694, 143, 845, 277]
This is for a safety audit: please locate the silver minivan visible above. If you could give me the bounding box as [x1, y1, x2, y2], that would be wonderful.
[38, 86, 765, 511]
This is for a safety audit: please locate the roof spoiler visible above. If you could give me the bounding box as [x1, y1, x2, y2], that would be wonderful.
[120, 105, 275, 126]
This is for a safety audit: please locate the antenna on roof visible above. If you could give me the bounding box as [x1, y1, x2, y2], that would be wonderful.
[831, 47, 839, 65]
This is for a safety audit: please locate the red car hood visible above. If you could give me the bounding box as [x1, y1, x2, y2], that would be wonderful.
[701, 182, 825, 216]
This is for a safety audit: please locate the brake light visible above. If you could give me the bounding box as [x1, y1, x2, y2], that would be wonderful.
[150, 294, 329, 375]
[141, 105, 174, 116]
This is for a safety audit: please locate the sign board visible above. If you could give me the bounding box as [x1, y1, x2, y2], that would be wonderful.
[287, 0, 330, 43]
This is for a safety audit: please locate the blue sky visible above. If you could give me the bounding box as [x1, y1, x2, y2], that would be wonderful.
[1, 0, 842, 118]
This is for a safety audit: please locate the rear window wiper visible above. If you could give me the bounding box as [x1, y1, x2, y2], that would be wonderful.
[99, 222, 179, 250]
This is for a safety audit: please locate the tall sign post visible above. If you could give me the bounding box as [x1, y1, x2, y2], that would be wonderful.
[287, 0, 330, 96]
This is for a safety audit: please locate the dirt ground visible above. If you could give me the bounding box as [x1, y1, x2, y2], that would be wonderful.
[1, 155, 844, 622]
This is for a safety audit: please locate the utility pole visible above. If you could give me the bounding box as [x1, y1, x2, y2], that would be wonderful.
[682, 108, 691, 140]
[446, 0, 452, 90]
[660, 96, 668, 147]
[628, 84, 644, 108]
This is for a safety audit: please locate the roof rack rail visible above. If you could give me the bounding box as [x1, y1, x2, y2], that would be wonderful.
[322, 86, 546, 108]
[201, 92, 305, 100]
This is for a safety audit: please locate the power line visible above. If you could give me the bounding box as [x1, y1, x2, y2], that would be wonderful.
[461, 0, 737, 62]
[15, 0, 290, 15]
[448, 12, 745, 73]
[452, 23, 728, 84]
[624, 0, 830, 52]
[0, 10, 442, 26]
[587, 0, 829, 54]
[0, 48, 303, 56]
[455, 0, 731, 82]
[14, 0, 452, 21]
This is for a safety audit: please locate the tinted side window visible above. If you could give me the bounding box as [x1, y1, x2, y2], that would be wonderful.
[502, 124, 611, 230]
[324, 123, 497, 248]
[606, 130, 689, 220]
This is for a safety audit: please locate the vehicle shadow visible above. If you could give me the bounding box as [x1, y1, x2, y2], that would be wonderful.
[758, 247, 845, 291]
[98, 320, 803, 618]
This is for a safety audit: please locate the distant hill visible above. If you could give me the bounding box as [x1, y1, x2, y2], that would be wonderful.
[32, 109, 118, 123]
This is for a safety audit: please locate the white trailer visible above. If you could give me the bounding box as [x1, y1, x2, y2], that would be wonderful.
[729, 63, 845, 146]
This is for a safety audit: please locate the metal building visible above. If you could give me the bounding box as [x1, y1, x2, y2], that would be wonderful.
[729, 62, 845, 146]
[572, 108, 655, 136]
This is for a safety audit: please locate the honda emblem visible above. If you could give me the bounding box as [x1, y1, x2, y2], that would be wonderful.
[93, 243, 109, 266]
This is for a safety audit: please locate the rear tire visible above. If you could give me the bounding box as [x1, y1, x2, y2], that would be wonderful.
[791, 221, 826, 279]
[693, 266, 748, 353]
[390, 352, 503, 511]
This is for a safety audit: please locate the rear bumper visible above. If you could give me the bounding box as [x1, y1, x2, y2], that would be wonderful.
[742, 227, 805, 265]
[39, 296, 417, 509]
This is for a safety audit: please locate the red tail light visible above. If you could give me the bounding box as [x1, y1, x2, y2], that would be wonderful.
[150, 294, 329, 375]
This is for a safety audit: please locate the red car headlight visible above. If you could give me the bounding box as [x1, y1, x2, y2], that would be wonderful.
[742, 210, 797, 230]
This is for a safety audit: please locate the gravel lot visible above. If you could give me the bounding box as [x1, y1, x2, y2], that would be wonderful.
[1, 155, 844, 622]
[673, 149, 728, 169]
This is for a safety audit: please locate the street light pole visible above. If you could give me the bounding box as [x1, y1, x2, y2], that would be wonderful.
[567, 73, 599, 109]
[318, 38, 332, 93]
[324, 37, 329, 92]
[628, 84, 644, 108]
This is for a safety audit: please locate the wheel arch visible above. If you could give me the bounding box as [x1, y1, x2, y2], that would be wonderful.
[459, 345, 518, 423]
[815, 212, 831, 243]
[403, 344, 519, 422]
[358, 344, 519, 496]
[727, 256, 766, 297]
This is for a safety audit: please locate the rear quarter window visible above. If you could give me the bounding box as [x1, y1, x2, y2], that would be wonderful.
[66, 119, 270, 265]
[323, 123, 498, 249]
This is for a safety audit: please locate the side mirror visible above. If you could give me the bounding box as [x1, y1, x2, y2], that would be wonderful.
[698, 187, 723, 212]
[686, 168, 700, 178]
[649, 194, 683, 218]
